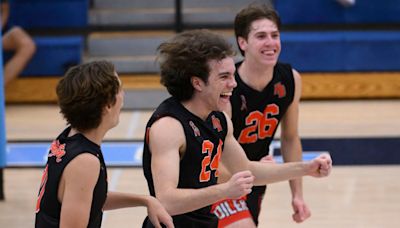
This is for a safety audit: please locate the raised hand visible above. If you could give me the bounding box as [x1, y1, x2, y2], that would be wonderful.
[307, 153, 332, 177]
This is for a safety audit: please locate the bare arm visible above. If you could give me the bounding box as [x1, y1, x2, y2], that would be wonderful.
[1, 2, 9, 28]
[281, 69, 304, 198]
[59, 153, 173, 228]
[59, 153, 100, 228]
[104, 192, 153, 210]
[280, 69, 312, 222]
[220, 112, 332, 186]
[149, 117, 253, 216]
[104, 192, 173, 228]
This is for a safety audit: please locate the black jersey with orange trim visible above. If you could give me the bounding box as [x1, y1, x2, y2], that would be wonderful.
[35, 127, 108, 228]
[230, 62, 295, 161]
[142, 97, 228, 228]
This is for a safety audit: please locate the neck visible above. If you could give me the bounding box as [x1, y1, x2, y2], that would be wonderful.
[69, 127, 105, 146]
[239, 59, 274, 92]
[181, 98, 210, 121]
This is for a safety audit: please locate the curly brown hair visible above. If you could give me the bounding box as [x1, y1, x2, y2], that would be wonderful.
[157, 29, 235, 101]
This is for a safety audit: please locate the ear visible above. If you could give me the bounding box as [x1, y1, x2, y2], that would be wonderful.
[103, 103, 112, 114]
[237, 36, 247, 52]
[191, 76, 203, 92]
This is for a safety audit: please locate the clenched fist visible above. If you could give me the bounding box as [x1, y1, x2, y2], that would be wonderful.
[223, 170, 255, 199]
[307, 153, 332, 177]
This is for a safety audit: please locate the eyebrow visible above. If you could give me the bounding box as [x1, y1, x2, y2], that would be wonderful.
[253, 29, 279, 34]
[218, 71, 233, 77]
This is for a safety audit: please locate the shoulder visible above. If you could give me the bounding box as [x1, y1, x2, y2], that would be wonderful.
[291, 68, 302, 87]
[63, 153, 101, 183]
[148, 116, 187, 157]
[151, 116, 182, 130]
[67, 153, 100, 171]
[149, 116, 185, 144]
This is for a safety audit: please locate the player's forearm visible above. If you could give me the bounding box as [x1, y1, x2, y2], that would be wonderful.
[281, 136, 303, 163]
[289, 178, 304, 198]
[103, 192, 149, 210]
[216, 162, 232, 183]
[281, 137, 304, 187]
[156, 184, 228, 216]
[249, 161, 308, 185]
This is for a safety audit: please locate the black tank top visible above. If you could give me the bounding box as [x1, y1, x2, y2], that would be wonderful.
[142, 97, 228, 228]
[230, 62, 295, 161]
[35, 127, 108, 228]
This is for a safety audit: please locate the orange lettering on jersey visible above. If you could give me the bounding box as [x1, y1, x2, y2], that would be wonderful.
[200, 140, 213, 182]
[259, 104, 279, 139]
[199, 139, 223, 182]
[238, 104, 279, 144]
[238, 111, 263, 144]
[210, 140, 222, 177]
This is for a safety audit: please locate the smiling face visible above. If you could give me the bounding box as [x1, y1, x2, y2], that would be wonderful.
[238, 18, 281, 67]
[194, 57, 237, 113]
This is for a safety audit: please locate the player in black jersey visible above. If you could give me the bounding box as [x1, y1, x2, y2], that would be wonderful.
[212, 4, 312, 227]
[35, 61, 173, 228]
[142, 29, 332, 228]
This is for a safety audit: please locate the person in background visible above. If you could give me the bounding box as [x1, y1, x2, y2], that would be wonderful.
[1, 0, 36, 86]
[211, 4, 312, 227]
[35, 61, 173, 228]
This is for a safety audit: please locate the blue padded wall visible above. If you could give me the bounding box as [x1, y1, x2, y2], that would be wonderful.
[276, 0, 345, 25]
[279, 31, 400, 72]
[8, 0, 88, 28]
[4, 36, 83, 76]
[345, 0, 400, 24]
[301, 137, 400, 165]
[275, 0, 400, 25]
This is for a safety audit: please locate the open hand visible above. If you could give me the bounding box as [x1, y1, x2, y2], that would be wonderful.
[147, 196, 174, 228]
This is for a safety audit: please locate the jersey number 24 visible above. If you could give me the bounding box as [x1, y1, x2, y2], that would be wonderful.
[199, 139, 222, 182]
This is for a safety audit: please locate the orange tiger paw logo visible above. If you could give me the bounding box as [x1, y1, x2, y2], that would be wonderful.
[49, 140, 66, 163]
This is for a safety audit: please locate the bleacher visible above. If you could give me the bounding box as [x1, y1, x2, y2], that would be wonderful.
[4, 0, 400, 105]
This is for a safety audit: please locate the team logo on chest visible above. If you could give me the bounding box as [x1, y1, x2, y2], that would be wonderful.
[189, 121, 201, 137]
[211, 115, 222, 132]
[48, 140, 66, 163]
[274, 82, 286, 98]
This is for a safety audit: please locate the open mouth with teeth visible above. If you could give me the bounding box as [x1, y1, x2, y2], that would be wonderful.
[220, 92, 232, 99]
[262, 50, 276, 56]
